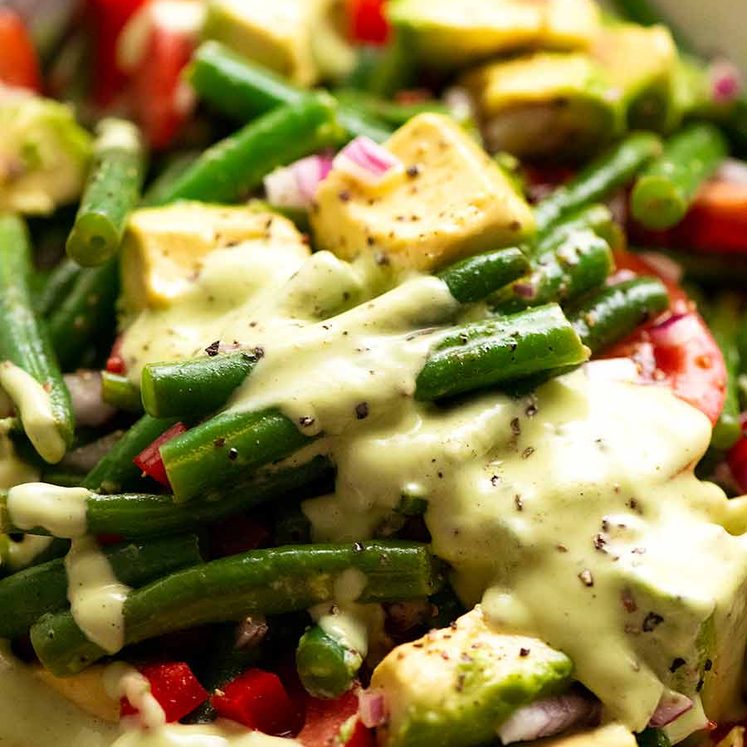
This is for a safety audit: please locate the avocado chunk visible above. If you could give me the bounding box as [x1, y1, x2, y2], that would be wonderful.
[537, 724, 637, 747]
[0, 94, 91, 215]
[369, 606, 573, 747]
[202, 0, 353, 86]
[311, 112, 535, 272]
[592, 23, 679, 132]
[121, 202, 310, 313]
[387, 0, 601, 70]
[462, 52, 622, 160]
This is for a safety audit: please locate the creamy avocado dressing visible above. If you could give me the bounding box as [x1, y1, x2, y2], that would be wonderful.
[7, 482, 91, 537]
[65, 537, 131, 654]
[303, 370, 747, 733]
[0, 361, 67, 464]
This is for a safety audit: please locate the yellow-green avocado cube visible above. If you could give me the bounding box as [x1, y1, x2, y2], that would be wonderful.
[387, 0, 601, 70]
[370, 607, 573, 747]
[310, 113, 535, 272]
[462, 52, 622, 160]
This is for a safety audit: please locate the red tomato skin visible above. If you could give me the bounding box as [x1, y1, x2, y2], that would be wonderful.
[604, 251, 727, 425]
[133, 422, 188, 487]
[297, 691, 374, 747]
[120, 661, 209, 723]
[212, 668, 301, 737]
[0, 9, 41, 91]
[347, 0, 390, 45]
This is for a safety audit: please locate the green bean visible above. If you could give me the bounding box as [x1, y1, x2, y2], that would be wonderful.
[46, 259, 119, 372]
[630, 124, 728, 230]
[31, 541, 442, 675]
[101, 371, 143, 413]
[334, 88, 449, 127]
[3, 457, 331, 538]
[188, 41, 392, 143]
[636, 728, 672, 747]
[296, 624, 362, 699]
[0, 534, 202, 640]
[415, 304, 589, 401]
[0, 214, 74, 464]
[707, 294, 742, 450]
[141, 151, 199, 207]
[141, 351, 261, 419]
[81, 415, 179, 494]
[151, 94, 344, 206]
[569, 277, 669, 354]
[536, 204, 621, 254]
[161, 408, 314, 503]
[437, 247, 530, 304]
[35, 258, 82, 318]
[535, 133, 662, 233]
[492, 230, 613, 314]
[66, 118, 146, 266]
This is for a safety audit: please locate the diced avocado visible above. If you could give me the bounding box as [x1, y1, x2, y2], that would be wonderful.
[535, 724, 637, 747]
[0, 94, 91, 215]
[462, 52, 622, 160]
[202, 0, 354, 86]
[121, 202, 310, 313]
[592, 24, 679, 132]
[33, 665, 119, 723]
[387, 0, 601, 70]
[370, 606, 573, 747]
[311, 113, 535, 273]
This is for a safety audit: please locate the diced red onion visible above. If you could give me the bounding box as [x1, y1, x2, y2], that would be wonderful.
[497, 692, 601, 745]
[649, 691, 694, 728]
[263, 154, 334, 209]
[64, 371, 117, 427]
[648, 313, 701, 349]
[710, 59, 743, 105]
[333, 136, 403, 185]
[513, 282, 536, 300]
[60, 430, 124, 474]
[359, 689, 388, 728]
[234, 616, 269, 650]
[716, 159, 747, 187]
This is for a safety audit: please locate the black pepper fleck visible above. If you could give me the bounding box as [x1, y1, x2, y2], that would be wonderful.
[205, 340, 220, 357]
[213, 438, 226, 448]
[669, 657, 687, 673]
[298, 416, 315, 428]
[578, 569, 594, 587]
[642, 612, 664, 632]
[228, 448, 239, 461]
[406, 165, 420, 178]
[519, 647, 530, 657]
[704, 658, 713, 672]
[355, 402, 369, 420]
[521, 447, 535, 459]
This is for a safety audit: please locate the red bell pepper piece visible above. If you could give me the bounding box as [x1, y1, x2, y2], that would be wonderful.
[212, 668, 301, 736]
[728, 415, 747, 493]
[106, 336, 126, 375]
[297, 691, 374, 747]
[604, 251, 727, 425]
[120, 661, 208, 723]
[133, 422, 188, 487]
[346, 0, 390, 45]
[87, 0, 146, 107]
[0, 9, 42, 92]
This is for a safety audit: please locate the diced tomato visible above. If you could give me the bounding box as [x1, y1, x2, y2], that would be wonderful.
[728, 415, 747, 493]
[346, 0, 390, 45]
[106, 336, 126, 375]
[212, 668, 302, 736]
[0, 9, 41, 91]
[604, 251, 727, 425]
[87, 0, 146, 107]
[120, 661, 208, 723]
[133, 422, 188, 487]
[208, 516, 271, 558]
[297, 691, 374, 747]
[631, 180, 747, 256]
[125, 1, 199, 150]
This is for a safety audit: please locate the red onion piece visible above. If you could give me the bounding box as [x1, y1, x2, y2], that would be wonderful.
[710, 59, 743, 105]
[61, 430, 124, 474]
[649, 691, 693, 728]
[637, 252, 683, 284]
[64, 371, 116, 427]
[359, 689, 388, 728]
[333, 136, 403, 185]
[497, 692, 601, 745]
[263, 154, 334, 209]
[716, 159, 747, 187]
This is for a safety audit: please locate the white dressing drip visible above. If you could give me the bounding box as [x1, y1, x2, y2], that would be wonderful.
[7, 482, 90, 537]
[111, 722, 300, 747]
[65, 537, 131, 654]
[104, 663, 166, 730]
[0, 361, 66, 464]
